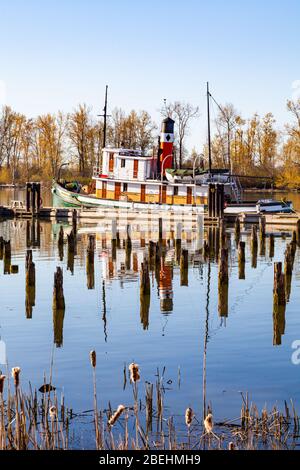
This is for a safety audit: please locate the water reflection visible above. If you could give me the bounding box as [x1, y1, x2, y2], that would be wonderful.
[0, 212, 300, 429]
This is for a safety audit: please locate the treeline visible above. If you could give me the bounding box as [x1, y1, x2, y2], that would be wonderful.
[0, 105, 156, 183]
[0, 98, 300, 188]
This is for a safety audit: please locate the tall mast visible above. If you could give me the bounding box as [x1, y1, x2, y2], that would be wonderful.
[103, 85, 108, 148]
[206, 82, 212, 173]
[97, 85, 110, 170]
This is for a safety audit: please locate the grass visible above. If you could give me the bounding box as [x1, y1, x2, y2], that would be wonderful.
[0, 363, 299, 450]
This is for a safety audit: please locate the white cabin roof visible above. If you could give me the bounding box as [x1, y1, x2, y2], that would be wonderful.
[103, 147, 151, 159]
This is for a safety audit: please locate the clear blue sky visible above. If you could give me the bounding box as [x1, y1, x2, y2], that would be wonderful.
[0, 0, 299, 150]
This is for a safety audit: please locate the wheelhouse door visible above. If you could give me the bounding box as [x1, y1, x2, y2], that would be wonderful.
[133, 159, 139, 179]
[102, 181, 107, 199]
[109, 154, 114, 172]
[141, 184, 146, 202]
[114, 182, 121, 200]
[187, 187, 192, 204]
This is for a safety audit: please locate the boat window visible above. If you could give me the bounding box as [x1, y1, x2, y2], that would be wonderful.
[173, 186, 178, 196]
[121, 159, 126, 168]
[123, 183, 128, 192]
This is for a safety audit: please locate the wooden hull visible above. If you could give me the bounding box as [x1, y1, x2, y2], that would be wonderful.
[52, 181, 205, 213]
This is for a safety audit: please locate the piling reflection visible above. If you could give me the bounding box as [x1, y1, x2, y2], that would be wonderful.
[0, 214, 298, 351]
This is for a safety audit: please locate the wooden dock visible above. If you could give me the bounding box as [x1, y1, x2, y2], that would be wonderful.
[1, 204, 299, 228]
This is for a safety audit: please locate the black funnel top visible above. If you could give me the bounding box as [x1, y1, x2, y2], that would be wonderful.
[161, 117, 175, 134]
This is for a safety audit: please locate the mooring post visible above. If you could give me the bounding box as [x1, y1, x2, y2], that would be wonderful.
[140, 259, 151, 330]
[238, 241, 246, 280]
[86, 234, 95, 290]
[159, 217, 163, 242]
[273, 262, 286, 346]
[251, 224, 258, 268]
[180, 249, 189, 286]
[26, 182, 31, 213]
[297, 219, 300, 246]
[274, 262, 286, 306]
[53, 267, 65, 311]
[175, 223, 182, 262]
[140, 260, 151, 296]
[125, 225, 132, 271]
[234, 217, 241, 244]
[218, 247, 229, 317]
[4, 240, 11, 274]
[72, 209, 77, 235]
[25, 249, 36, 318]
[219, 217, 227, 249]
[0, 236, 4, 260]
[36, 183, 41, 211]
[269, 233, 275, 259]
[259, 216, 266, 240]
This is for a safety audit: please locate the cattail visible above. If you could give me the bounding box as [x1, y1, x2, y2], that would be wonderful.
[108, 404, 126, 426]
[0, 375, 6, 394]
[204, 413, 213, 434]
[228, 441, 236, 450]
[90, 350, 96, 368]
[129, 363, 140, 383]
[185, 407, 193, 428]
[49, 406, 57, 420]
[11, 367, 21, 387]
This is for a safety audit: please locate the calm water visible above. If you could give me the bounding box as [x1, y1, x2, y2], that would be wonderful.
[1, 188, 300, 447]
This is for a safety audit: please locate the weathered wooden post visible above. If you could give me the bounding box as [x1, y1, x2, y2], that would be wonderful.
[158, 217, 163, 243]
[175, 223, 182, 263]
[251, 224, 258, 268]
[297, 219, 300, 246]
[274, 262, 286, 307]
[111, 219, 117, 260]
[219, 218, 227, 249]
[259, 216, 266, 240]
[238, 241, 246, 280]
[140, 260, 150, 296]
[72, 209, 77, 235]
[218, 247, 229, 317]
[31, 182, 36, 215]
[86, 234, 95, 290]
[26, 182, 31, 213]
[269, 233, 275, 259]
[148, 240, 156, 270]
[53, 268, 65, 347]
[208, 184, 213, 218]
[203, 240, 210, 259]
[25, 250, 36, 319]
[58, 225, 64, 261]
[4, 240, 11, 274]
[67, 229, 76, 273]
[180, 249, 189, 286]
[259, 216, 266, 256]
[208, 183, 216, 218]
[36, 182, 41, 211]
[234, 217, 241, 245]
[53, 267, 65, 310]
[273, 262, 286, 346]
[0, 236, 4, 260]
[291, 232, 297, 261]
[125, 225, 132, 271]
[140, 260, 150, 330]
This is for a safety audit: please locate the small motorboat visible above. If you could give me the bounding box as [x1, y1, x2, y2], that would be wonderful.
[225, 199, 293, 214]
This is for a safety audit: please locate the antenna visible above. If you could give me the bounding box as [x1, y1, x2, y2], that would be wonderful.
[163, 98, 167, 115]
